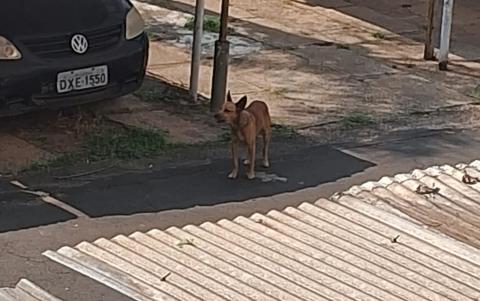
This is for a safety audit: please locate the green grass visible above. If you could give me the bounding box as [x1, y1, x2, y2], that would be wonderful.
[272, 123, 297, 137]
[270, 87, 288, 96]
[215, 123, 297, 143]
[29, 126, 171, 171]
[469, 85, 480, 99]
[134, 78, 167, 103]
[145, 28, 156, 40]
[29, 153, 83, 172]
[372, 31, 386, 39]
[217, 129, 231, 143]
[184, 15, 221, 33]
[336, 43, 351, 50]
[84, 127, 169, 161]
[341, 113, 375, 128]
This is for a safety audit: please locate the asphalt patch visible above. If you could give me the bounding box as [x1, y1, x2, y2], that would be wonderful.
[0, 180, 76, 233]
[47, 145, 374, 217]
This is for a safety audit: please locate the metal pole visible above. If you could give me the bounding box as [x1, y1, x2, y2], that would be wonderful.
[189, 0, 205, 102]
[210, 0, 230, 112]
[424, 0, 436, 60]
[438, 0, 454, 70]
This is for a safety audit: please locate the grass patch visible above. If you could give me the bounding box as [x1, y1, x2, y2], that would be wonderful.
[468, 85, 480, 99]
[270, 87, 288, 96]
[134, 77, 197, 104]
[372, 31, 386, 39]
[217, 129, 231, 143]
[84, 126, 169, 161]
[272, 123, 297, 137]
[341, 113, 375, 128]
[134, 78, 168, 103]
[184, 15, 221, 33]
[215, 124, 298, 143]
[336, 43, 351, 50]
[29, 126, 171, 171]
[29, 153, 82, 172]
[145, 28, 157, 40]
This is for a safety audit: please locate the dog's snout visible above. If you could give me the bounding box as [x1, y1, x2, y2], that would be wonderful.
[214, 113, 225, 123]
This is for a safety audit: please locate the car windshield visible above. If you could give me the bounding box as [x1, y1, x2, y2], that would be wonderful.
[0, 0, 116, 36]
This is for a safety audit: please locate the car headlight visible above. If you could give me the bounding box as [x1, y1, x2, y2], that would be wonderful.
[0, 36, 22, 60]
[125, 6, 145, 40]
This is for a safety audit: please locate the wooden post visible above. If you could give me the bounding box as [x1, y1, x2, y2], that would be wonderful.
[424, 0, 436, 60]
[189, 0, 205, 102]
[210, 0, 230, 112]
[438, 0, 454, 70]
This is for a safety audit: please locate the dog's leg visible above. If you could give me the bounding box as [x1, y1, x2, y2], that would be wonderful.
[243, 148, 250, 166]
[246, 140, 256, 180]
[228, 140, 239, 179]
[262, 129, 271, 168]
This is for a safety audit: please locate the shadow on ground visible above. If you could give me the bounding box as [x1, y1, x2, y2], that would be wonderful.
[31, 145, 374, 218]
[300, 0, 480, 61]
[0, 181, 76, 233]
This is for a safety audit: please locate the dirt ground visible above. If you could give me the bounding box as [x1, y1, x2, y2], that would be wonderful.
[1, 0, 480, 174]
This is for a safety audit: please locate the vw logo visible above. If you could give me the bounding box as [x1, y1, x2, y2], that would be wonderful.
[71, 34, 89, 54]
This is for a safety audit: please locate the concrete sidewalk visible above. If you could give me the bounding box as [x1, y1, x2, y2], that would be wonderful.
[138, 0, 480, 130]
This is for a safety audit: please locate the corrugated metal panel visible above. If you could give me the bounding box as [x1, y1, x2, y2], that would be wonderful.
[0, 279, 62, 301]
[341, 160, 480, 249]
[43, 161, 480, 301]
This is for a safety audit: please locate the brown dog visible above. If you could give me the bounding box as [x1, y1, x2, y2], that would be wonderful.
[214, 91, 272, 180]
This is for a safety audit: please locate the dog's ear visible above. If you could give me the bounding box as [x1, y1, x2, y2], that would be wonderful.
[236, 95, 248, 111]
[227, 90, 233, 103]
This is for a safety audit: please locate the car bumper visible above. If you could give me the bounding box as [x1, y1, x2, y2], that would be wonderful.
[0, 34, 149, 117]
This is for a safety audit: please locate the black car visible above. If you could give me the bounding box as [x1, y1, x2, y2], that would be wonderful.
[0, 0, 149, 117]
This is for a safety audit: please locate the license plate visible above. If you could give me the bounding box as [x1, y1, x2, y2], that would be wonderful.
[57, 65, 108, 94]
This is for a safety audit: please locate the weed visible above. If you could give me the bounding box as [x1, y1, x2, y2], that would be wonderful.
[134, 78, 168, 103]
[134, 77, 194, 104]
[469, 85, 480, 99]
[372, 32, 386, 39]
[217, 129, 231, 143]
[84, 126, 169, 161]
[28, 153, 82, 172]
[184, 15, 221, 33]
[270, 87, 288, 96]
[336, 43, 351, 50]
[28, 126, 170, 171]
[145, 28, 156, 40]
[176, 238, 195, 248]
[272, 123, 297, 137]
[341, 113, 375, 128]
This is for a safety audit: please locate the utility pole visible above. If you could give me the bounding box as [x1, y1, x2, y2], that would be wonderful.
[438, 0, 454, 70]
[424, 0, 436, 60]
[210, 0, 230, 112]
[189, 0, 205, 102]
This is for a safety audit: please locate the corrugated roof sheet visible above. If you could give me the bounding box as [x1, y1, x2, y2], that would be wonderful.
[0, 279, 62, 301]
[341, 160, 480, 249]
[44, 161, 480, 301]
